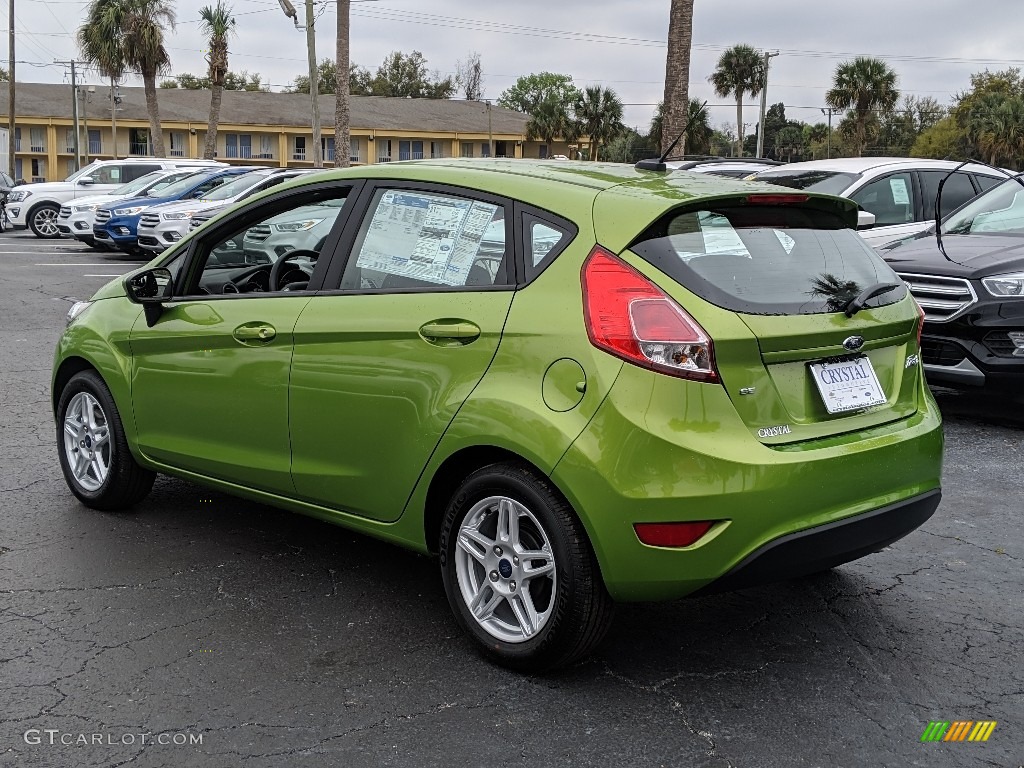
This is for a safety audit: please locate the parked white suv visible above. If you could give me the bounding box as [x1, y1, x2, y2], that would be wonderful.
[56, 169, 205, 248]
[750, 158, 1006, 247]
[6, 157, 224, 238]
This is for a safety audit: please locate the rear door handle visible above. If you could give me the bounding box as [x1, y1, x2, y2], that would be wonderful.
[233, 323, 276, 344]
[419, 320, 481, 345]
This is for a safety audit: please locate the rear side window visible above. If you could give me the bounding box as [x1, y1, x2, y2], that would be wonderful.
[920, 171, 977, 220]
[522, 212, 574, 282]
[122, 164, 161, 182]
[630, 205, 906, 316]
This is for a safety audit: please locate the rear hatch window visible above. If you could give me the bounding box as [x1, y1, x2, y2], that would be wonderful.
[630, 204, 907, 315]
[750, 170, 861, 194]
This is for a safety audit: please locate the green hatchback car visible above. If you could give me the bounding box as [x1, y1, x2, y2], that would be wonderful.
[53, 160, 943, 671]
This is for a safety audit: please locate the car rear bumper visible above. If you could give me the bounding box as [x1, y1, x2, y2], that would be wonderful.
[551, 365, 944, 601]
[690, 489, 940, 596]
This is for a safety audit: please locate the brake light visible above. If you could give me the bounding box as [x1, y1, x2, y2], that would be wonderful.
[581, 246, 718, 382]
[745, 193, 809, 204]
[634, 521, 715, 548]
[915, 298, 925, 349]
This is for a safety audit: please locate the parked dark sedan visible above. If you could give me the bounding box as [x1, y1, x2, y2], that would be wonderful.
[881, 177, 1024, 389]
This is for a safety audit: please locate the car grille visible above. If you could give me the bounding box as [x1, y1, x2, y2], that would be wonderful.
[59, 206, 72, 218]
[983, 332, 1024, 358]
[137, 235, 160, 247]
[94, 229, 110, 239]
[94, 209, 111, 225]
[920, 337, 966, 366]
[139, 213, 160, 229]
[896, 273, 977, 322]
[246, 224, 272, 243]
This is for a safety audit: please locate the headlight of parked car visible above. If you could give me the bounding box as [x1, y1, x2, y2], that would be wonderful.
[162, 211, 197, 221]
[8, 190, 28, 202]
[66, 301, 93, 327]
[274, 218, 325, 232]
[113, 206, 146, 216]
[982, 272, 1024, 297]
[74, 204, 99, 212]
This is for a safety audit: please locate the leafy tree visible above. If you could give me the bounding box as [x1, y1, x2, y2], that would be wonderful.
[289, 59, 339, 95]
[199, 1, 235, 160]
[651, 98, 712, 156]
[526, 94, 577, 157]
[334, 0, 351, 168]
[911, 116, 968, 159]
[369, 51, 454, 99]
[0, 67, 8, 81]
[774, 125, 805, 162]
[575, 86, 625, 161]
[498, 72, 580, 114]
[952, 69, 1024, 166]
[79, 0, 176, 158]
[709, 44, 766, 158]
[456, 52, 484, 101]
[599, 127, 657, 163]
[161, 71, 266, 91]
[349, 64, 373, 96]
[661, 0, 694, 155]
[825, 56, 899, 157]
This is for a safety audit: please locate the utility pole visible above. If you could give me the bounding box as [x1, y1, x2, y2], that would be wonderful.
[485, 100, 493, 158]
[8, 0, 15, 177]
[110, 79, 120, 159]
[278, 0, 321, 168]
[55, 60, 86, 171]
[821, 107, 833, 159]
[755, 50, 779, 159]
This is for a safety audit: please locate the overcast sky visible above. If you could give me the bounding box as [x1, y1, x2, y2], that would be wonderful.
[12, 0, 1024, 131]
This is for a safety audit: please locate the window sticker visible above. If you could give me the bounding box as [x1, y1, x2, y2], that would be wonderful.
[889, 177, 910, 205]
[355, 191, 500, 286]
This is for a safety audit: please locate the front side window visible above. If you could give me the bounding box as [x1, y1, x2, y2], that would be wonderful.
[339, 188, 509, 290]
[630, 205, 906, 316]
[182, 189, 351, 296]
[850, 172, 916, 225]
[90, 165, 124, 184]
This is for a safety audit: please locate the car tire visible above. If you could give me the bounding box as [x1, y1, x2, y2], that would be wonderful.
[56, 370, 155, 511]
[440, 462, 613, 672]
[28, 203, 62, 238]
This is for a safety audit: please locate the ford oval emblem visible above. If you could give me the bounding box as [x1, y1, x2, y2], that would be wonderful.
[843, 335, 865, 352]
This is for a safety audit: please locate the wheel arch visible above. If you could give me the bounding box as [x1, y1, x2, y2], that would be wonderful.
[52, 356, 100, 416]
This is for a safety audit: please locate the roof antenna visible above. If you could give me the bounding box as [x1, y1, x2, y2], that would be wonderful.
[933, 159, 1024, 263]
[635, 101, 706, 172]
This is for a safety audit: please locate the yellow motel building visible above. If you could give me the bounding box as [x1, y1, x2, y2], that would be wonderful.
[0, 83, 577, 182]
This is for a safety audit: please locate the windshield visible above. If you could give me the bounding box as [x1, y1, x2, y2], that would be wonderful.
[64, 163, 101, 183]
[630, 204, 905, 315]
[753, 170, 862, 196]
[202, 172, 266, 201]
[942, 176, 1024, 236]
[152, 173, 215, 199]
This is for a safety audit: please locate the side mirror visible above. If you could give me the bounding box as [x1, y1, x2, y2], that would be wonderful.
[125, 268, 173, 326]
[857, 210, 877, 230]
[78, 176, 95, 186]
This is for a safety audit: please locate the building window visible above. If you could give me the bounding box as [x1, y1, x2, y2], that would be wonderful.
[169, 132, 185, 157]
[350, 137, 359, 163]
[30, 127, 45, 152]
[480, 142, 491, 158]
[430, 141, 444, 159]
[65, 128, 75, 154]
[293, 136, 306, 161]
[67, 159, 77, 176]
[538, 144, 549, 159]
[377, 139, 392, 163]
[14, 127, 21, 152]
[460, 142, 474, 158]
[14, 158, 22, 182]
[31, 158, 43, 181]
[321, 136, 335, 162]
[256, 135, 274, 159]
[225, 134, 252, 159]
[495, 140, 508, 158]
[129, 128, 149, 156]
[88, 129, 102, 155]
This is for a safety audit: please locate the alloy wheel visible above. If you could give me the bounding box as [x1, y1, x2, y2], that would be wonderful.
[33, 207, 60, 237]
[62, 392, 111, 492]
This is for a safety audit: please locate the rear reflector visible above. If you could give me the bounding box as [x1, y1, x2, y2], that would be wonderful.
[582, 246, 718, 382]
[745, 193, 809, 204]
[634, 521, 715, 548]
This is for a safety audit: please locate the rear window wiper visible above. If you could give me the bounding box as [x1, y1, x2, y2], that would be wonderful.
[844, 282, 902, 317]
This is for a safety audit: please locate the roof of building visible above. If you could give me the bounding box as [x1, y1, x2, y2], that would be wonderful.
[0, 82, 531, 135]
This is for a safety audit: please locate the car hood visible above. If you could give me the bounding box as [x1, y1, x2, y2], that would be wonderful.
[66, 193, 123, 208]
[881, 233, 1024, 278]
[145, 199, 222, 214]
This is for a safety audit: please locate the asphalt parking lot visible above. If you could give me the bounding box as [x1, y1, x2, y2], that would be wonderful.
[1, 231, 1021, 768]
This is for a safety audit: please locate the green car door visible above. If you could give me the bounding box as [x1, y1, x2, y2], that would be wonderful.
[289, 185, 516, 521]
[130, 184, 354, 493]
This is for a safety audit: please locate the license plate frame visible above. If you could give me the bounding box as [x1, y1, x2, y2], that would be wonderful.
[809, 356, 888, 414]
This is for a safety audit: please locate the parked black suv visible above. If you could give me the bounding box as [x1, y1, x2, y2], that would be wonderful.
[881, 177, 1024, 389]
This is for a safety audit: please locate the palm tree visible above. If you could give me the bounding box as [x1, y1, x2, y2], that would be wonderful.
[575, 86, 624, 161]
[334, 0, 351, 167]
[661, 0, 695, 155]
[708, 44, 765, 158]
[526, 95, 576, 158]
[79, 0, 175, 158]
[825, 56, 899, 157]
[199, 1, 235, 160]
[682, 98, 712, 155]
[78, 0, 127, 158]
[774, 126, 805, 162]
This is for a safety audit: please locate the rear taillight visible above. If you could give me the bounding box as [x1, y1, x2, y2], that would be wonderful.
[581, 246, 718, 382]
[915, 299, 925, 349]
[634, 521, 715, 548]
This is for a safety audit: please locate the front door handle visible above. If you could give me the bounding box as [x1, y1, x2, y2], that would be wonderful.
[419, 320, 481, 345]
[233, 323, 276, 344]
